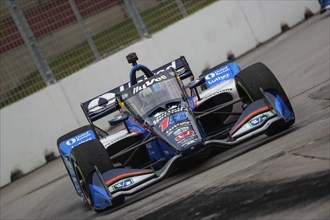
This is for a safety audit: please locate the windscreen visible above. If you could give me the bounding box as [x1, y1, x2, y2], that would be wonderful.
[124, 77, 182, 118]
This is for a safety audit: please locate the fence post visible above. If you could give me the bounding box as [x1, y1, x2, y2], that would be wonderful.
[6, 0, 56, 85]
[124, 0, 149, 39]
[68, 0, 101, 61]
[176, 0, 188, 17]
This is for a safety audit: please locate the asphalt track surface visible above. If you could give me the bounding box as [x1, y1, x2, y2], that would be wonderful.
[1, 13, 329, 220]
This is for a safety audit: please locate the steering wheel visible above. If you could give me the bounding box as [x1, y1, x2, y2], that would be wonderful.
[130, 64, 154, 85]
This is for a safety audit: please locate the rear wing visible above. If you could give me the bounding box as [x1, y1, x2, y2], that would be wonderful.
[152, 56, 193, 80]
[81, 56, 193, 124]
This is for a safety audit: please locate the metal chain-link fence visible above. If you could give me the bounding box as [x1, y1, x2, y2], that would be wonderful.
[0, 0, 215, 108]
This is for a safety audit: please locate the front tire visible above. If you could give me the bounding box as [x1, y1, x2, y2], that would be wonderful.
[57, 125, 97, 198]
[235, 62, 295, 135]
[70, 139, 113, 208]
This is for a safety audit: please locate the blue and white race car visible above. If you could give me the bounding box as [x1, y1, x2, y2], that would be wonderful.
[57, 53, 295, 212]
[319, 0, 330, 13]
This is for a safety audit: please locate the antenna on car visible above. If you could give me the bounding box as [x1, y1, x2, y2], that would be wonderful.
[126, 52, 138, 66]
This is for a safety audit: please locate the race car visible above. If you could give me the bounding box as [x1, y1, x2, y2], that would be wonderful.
[319, 0, 330, 13]
[57, 53, 295, 212]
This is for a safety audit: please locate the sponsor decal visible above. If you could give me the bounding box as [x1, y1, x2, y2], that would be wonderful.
[153, 106, 186, 125]
[205, 65, 233, 87]
[153, 111, 168, 125]
[203, 88, 233, 100]
[66, 138, 76, 146]
[64, 130, 94, 147]
[181, 139, 199, 147]
[155, 61, 177, 75]
[159, 117, 170, 132]
[207, 73, 229, 86]
[165, 121, 190, 136]
[59, 130, 96, 156]
[205, 66, 230, 80]
[175, 130, 194, 141]
[159, 112, 188, 132]
[103, 133, 131, 148]
[133, 75, 167, 94]
[88, 92, 115, 113]
[248, 114, 269, 126]
[173, 127, 189, 136]
[112, 178, 134, 190]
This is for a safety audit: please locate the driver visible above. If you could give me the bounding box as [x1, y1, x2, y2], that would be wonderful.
[139, 84, 161, 113]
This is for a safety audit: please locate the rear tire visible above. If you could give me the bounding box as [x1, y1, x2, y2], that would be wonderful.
[235, 62, 295, 135]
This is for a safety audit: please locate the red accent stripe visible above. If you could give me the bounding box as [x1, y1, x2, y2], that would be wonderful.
[230, 106, 270, 135]
[194, 96, 199, 108]
[131, 130, 141, 135]
[106, 170, 154, 186]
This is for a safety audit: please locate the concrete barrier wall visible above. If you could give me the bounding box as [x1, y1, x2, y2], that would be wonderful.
[0, 0, 320, 187]
[238, 1, 319, 43]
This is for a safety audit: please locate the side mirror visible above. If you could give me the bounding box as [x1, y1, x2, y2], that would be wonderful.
[187, 77, 206, 89]
[108, 113, 129, 127]
[187, 77, 206, 100]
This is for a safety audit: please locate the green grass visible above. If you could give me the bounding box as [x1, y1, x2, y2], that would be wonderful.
[1, 0, 216, 108]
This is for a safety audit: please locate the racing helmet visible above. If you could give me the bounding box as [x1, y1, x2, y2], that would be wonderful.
[139, 86, 157, 112]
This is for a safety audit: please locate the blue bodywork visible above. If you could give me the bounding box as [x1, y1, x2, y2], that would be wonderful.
[203, 62, 241, 89]
[89, 181, 112, 209]
[320, 0, 330, 9]
[58, 60, 242, 208]
[263, 89, 294, 122]
[58, 58, 294, 211]
[125, 115, 176, 163]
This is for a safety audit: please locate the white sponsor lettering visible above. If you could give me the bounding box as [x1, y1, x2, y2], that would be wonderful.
[153, 107, 186, 124]
[112, 178, 134, 190]
[133, 75, 167, 94]
[173, 127, 189, 136]
[66, 131, 92, 146]
[155, 61, 177, 75]
[75, 131, 92, 141]
[181, 139, 198, 147]
[165, 121, 190, 135]
[204, 88, 233, 100]
[205, 66, 230, 80]
[207, 73, 229, 85]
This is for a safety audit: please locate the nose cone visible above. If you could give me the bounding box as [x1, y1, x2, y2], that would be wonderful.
[151, 107, 203, 153]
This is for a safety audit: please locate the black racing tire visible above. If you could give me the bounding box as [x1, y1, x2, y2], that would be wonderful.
[235, 62, 295, 135]
[112, 196, 125, 206]
[71, 139, 113, 181]
[70, 139, 114, 207]
[57, 125, 97, 197]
